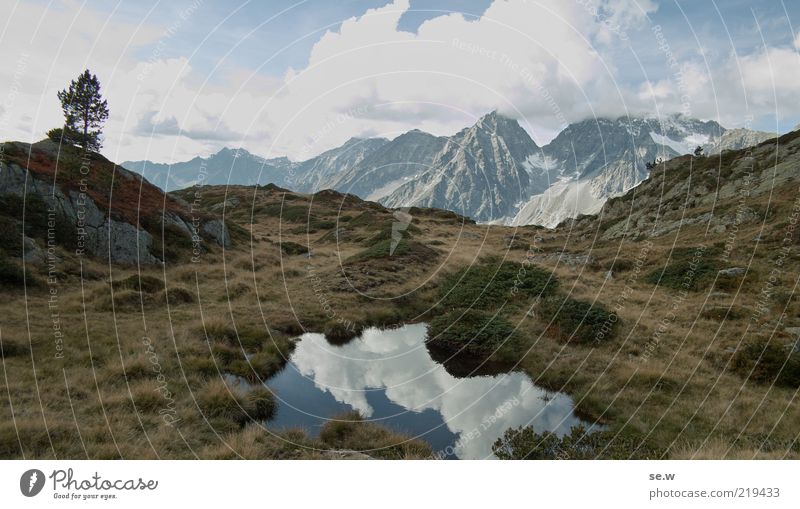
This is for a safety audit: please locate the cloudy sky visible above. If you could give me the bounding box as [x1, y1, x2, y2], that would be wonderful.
[1, 0, 799, 163]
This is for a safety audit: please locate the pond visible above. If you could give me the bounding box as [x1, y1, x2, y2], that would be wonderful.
[260, 323, 591, 459]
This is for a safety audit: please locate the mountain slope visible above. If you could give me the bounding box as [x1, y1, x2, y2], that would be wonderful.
[327, 130, 446, 201]
[2, 140, 232, 265]
[512, 116, 774, 227]
[291, 137, 389, 193]
[122, 148, 296, 192]
[381, 111, 538, 221]
[122, 113, 775, 227]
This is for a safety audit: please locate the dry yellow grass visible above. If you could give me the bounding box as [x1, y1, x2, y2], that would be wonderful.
[2, 164, 799, 459]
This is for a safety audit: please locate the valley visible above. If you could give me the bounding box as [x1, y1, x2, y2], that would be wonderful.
[1, 127, 798, 459]
[123, 112, 774, 228]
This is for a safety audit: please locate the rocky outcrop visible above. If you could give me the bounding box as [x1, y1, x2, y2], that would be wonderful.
[381, 111, 537, 221]
[201, 219, 231, 248]
[568, 128, 800, 241]
[0, 140, 231, 264]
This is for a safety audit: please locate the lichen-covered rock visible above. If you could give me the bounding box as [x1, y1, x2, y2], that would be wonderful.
[202, 219, 231, 248]
[0, 140, 217, 265]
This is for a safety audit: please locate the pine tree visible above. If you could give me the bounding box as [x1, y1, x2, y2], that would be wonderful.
[56, 69, 109, 151]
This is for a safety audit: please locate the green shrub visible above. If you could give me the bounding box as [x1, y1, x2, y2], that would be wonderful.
[0, 193, 54, 253]
[439, 260, 557, 311]
[0, 255, 37, 288]
[159, 224, 194, 263]
[228, 350, 288, 382]
[161, 286, 195, 305]
[427, 309, 517, 357]
[286, 217, 336, 234]
[0, 338, 30, 358]
[46, 127, 80, 146]
[260, 204, 309, 222]
[0, 217, 23, 257]
[279, 241, 309, 256]
[323, 320, 363, 345]
[348, 237, 435, 263]
[115, 274, 163, 293]
[645, 246, 720, 291]
[539, 297, 618, 344]
[731, 340, 800, 388]
[492, 425, 659, 459]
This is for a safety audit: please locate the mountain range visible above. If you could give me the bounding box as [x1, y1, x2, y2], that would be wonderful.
[122, 112, 775, 227]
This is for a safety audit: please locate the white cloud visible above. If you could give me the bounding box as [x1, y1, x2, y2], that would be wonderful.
[2, 0, 799, 163]
[254, 0, 659, 158]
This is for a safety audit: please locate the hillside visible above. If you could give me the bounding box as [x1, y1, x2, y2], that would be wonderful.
[0, 139, 233, 269]
[123, 113, 775, 228]
[0, 132, 798, 459]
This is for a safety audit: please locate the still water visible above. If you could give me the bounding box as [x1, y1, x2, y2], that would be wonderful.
[262, 323, 589, 459]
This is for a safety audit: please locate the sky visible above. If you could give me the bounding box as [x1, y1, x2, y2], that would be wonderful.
[1, 0, 799, 164]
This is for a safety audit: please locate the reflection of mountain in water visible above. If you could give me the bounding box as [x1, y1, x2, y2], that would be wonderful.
[267, 323, 587, 459]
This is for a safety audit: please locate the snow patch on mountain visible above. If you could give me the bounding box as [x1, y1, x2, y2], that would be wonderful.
[510, 178, 605, 228]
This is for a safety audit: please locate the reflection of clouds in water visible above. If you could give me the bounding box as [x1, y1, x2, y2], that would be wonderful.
[291, 324, 584, 459]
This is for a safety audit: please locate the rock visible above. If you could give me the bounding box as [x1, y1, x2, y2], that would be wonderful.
[22, 236, 45, 263]
[709, 292, 731, 299]
[162, 212, 198, 238]
[202, 219, 231, 248]
[95, 219, 159, 264]
[323, 450, 374, 460]
[718, 267, 746, 277]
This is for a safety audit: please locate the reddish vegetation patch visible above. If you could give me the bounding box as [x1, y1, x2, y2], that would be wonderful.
[5, 144, 193, 228]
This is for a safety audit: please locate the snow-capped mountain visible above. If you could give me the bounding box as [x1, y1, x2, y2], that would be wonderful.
[511, 115, 774, 227]
[327, 129, 447, 201]
[381, 111, 538, 221]
[291, 137, 389, 193]
[123, 113, 774, 227]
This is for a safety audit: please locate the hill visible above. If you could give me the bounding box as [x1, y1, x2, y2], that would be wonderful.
[0, 132, 797, 459]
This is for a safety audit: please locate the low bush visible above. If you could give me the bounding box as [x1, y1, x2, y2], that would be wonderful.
[260, 204, 309, 222]
[539, 297, 618, 344]
[731, 340, 800, 388]
[160, 286, 195, 305]
[427, 309, 517, 357]
[439, 259, 557, 311]
[0, 338, 30, 358]
[492, 425, 659, 459]
[95, 289, 149, 312]
[115, 274, 163, 293]
[645, 246, 720, 291]
[227, 350, 288, 382]
[0, 255, 37, 288]
[323, 320, 363, 345]
[279, 241, 309, 256]
[347, 238, 435, 263]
